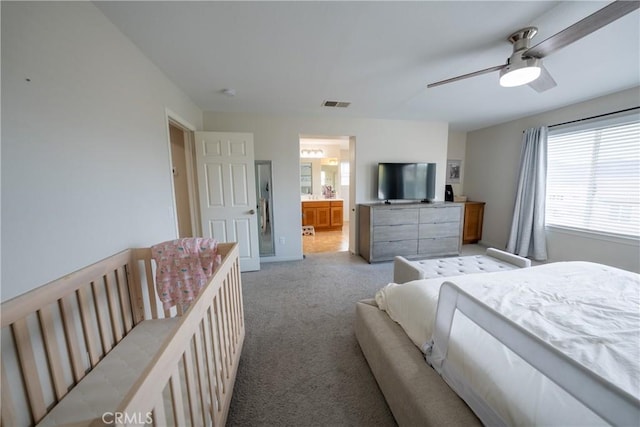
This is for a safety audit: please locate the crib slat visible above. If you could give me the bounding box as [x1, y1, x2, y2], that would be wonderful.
[211, 296, 223, 388]
[237, 274, 244, 336]
[182, 346, 199, 426]
[223, 274, 235, 351]
[144, 259, 159, 319]
[232, 271, 241, 346]
[214, 295, 229, 388]
[104, 272, 124, 343]
[230, 273, 240, 349]
[205, 307, 222, 413]
[152, 395, 167, 426]
[127, 260, 146, 324]
[77, 287, 101, 367]
[169, 367, 186, 426]
[116, 266, 134, 333]
[59, 295, 87, 382]
[219, 288, 232, 379]
[193, 324, 210, 425]
[1, 361, 18, 427]
[201, 308, 218, 417]
[238, 260, 244, 322]
[231, 265, 244, 346]
[38, 306, 68, 401]
[226, 283, 235, 362]
[12, 319, 47, 424]
[234, 259, 245, 329]
[92, 280, 113, 354]
[230, 268, 241, 349]
[230, 272, 240, 347]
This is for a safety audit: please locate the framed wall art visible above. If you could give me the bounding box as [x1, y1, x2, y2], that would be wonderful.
[446, 159, 461, 184]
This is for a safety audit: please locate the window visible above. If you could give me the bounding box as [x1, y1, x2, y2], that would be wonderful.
[545, 113, 640, 239]
[340, 161, 350, 186]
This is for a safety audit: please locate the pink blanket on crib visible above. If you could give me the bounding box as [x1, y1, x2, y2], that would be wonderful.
[151, 238, 222, 310]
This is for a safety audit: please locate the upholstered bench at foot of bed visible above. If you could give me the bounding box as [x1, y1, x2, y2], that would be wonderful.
[355, 299, 481, 427]
[393, 248, 531, 284]
[37, 318, 179, 427]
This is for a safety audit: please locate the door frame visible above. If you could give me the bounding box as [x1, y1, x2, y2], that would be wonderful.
[298, 134, 356, 254]
[165, 109, 200, 237]
[348, 136, 357, 254]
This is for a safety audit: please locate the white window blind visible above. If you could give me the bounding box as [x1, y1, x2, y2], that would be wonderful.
[546, 114, 640, 239]
[340, 161, 350, 186]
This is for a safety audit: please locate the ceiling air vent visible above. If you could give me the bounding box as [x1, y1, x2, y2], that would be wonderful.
[322, 100, 351, 108]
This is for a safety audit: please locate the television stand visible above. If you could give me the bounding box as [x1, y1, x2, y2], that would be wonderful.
[358, 203, 463, 263]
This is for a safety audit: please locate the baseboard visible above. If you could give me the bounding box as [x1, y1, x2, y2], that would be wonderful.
[259, 255, 304, 263]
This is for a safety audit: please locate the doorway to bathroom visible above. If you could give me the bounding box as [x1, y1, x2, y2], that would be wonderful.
[299, 135, 353, 254]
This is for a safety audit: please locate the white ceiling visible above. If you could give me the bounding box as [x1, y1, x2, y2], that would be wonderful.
[95, 1, 640, 132]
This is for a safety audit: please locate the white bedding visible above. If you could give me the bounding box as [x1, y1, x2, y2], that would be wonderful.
[375, 275, 443, 351]
[376, 261, 640, 426]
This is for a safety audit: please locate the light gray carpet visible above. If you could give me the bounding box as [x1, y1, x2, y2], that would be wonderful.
[226, 251, 397, 427]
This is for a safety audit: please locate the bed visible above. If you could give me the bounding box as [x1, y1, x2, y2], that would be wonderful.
[1, 242, 243, 426]
[356, 261, 640, 426]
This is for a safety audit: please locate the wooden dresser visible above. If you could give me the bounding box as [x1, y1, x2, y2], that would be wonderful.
[463, 201, 485, 244]
[358, 202, 463, 263]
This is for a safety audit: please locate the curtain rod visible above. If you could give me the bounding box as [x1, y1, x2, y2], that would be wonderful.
[548, 106, 639, 128]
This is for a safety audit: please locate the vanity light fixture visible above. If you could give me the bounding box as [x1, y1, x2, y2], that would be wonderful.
[300, 148, 324, 158]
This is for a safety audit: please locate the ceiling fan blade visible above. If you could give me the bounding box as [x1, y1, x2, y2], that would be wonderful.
[427, 64, 505, 88]
[525, 0, 640, 59]
[528, 64, 557, 92]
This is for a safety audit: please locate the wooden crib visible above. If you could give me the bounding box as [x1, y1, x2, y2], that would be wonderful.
[1, 242, 244, 426]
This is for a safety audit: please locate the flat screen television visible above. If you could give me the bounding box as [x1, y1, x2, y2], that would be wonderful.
[377, 162, 436, 202]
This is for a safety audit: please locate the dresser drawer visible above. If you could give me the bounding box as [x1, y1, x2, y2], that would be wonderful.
[373, 240, 418, 259]
[419, 222, 460, 239]
[302, 201, 330, 208]
[419, 206, 461, 224]
[418, 237, 460, 256]
[373, 208, 419, 226]
[373, 224, 419, 242]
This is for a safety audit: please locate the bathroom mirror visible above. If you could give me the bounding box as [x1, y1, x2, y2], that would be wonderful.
[255, 160, 275, 256]
[300, 162, 312, 195]
[321, 164, 338, 189]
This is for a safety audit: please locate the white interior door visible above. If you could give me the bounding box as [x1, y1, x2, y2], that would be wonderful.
[195, 131, 260, 271]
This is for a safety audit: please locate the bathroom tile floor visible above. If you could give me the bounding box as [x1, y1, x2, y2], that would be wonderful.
[302, 222, 349, 254]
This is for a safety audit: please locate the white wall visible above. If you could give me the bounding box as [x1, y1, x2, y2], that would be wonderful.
[1, 2, 203, 301]
[203, 112, 448, 261]
[465, 87, 640, 272]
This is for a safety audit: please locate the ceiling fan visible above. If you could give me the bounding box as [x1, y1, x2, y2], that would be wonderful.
[427, 0, 640, 92]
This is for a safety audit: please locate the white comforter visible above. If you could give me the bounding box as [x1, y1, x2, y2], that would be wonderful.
[376, 261, 640, 425]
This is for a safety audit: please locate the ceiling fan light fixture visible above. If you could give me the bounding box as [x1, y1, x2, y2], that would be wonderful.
[499, 57, 541, 87]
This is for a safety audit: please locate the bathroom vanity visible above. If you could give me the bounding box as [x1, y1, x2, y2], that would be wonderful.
[301, 199, 343, 231]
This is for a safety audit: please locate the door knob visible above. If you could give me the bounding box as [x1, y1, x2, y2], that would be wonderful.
[249, 209, 256, 215]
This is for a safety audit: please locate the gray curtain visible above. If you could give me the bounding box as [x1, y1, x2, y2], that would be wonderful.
[506, 126, 548, 260]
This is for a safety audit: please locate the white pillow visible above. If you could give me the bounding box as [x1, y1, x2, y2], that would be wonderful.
[375, 277, 446, 353]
